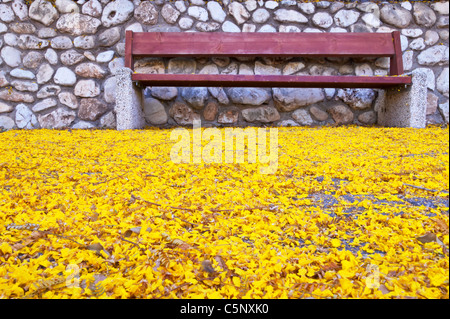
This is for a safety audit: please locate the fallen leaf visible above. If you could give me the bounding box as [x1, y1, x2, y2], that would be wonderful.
[201, 260, 216, 273]
[124, 227, 142, 238]
[214, 255, 228, 271]
[87, 243, 110, 257]
[379, 284, 391, 295]
[416, 232, 437, 244]
[434, 218, 449, 234]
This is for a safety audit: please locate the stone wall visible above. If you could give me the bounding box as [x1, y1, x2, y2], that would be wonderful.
[0, 0, 448, 130]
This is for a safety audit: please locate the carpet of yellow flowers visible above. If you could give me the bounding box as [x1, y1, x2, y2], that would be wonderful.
[0, 126, 448, 299]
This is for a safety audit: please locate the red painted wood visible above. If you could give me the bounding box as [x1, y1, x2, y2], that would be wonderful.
[390, 31, 404, 76]
[131, 74, 412, 88]
[125, 31, 410, 88]
[125, 30, 134, 69]
[130, 32, 396, 57]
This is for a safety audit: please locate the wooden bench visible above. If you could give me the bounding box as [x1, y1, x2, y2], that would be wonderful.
[114, 31, 426, 129]
[125, 30, 411, 88]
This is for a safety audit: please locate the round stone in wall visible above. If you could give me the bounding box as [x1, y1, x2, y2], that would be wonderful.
[252, 8, 270, 24]
[36, 63, 54, 84]
[179, 17, 194, 29]
[188, 6, 209, 22]
[207, 1, 226, 23]
[12, 0, 29, 21]
[78, 98, 108, 121]
[28, 0, 59, 26]
[55, 0, 80, 14]
[292, 108, 314, 125]
[380, 4, 412, 28]
[150, 87, 178, 101]
[0, 116, 15, 130]
[274, 9, 308, 24]
[38, 108, 76, 129]
[328, 104, 354, 125]
[74, 35, 96, 49]
[59, 92, 79, 109]
[161, 3, 180, 24]
[54, 67, 77, 86]
[15, 104, 39, 129]
[11, 80, 38, 92]
[74, 79, 100, 97]
[32, 98, 57, 113]
[1, 46, 22, 67]
[358, 111, 377, 125]
[96, 51, 115, 63]
[143, 97, 168, 125]
[9, 22, 36, 34]
[100, 111, 116, 129]
[23, 51, 43, 69]
[168, 58, 197, 74]
[51, 36, 73, 50]
[413, 2, 437, 28]
[196, 22, 220, 32]
[75, 63, 106, 79]
[61, 49, 86, 66]
[218, 110, 239, 124]
[169, 102, 201, 126]
[56, 13, 101, 36]
[273, 88, 325, 112]
[203, 102, 219, 121]
[98, 27, 121, 47]
[10, 68, 35, 80]
[334, 10, 360, 28]
[0, 101, 13, 113]
[417, 45, 449, 66]
[312, 12, 333, 29]
[242, 106, 280, 123]
[228, 87, 271, 106]
[222, 21, 241, 32]
[228, 2, 250, 25]
[135, 58, 165, 74]
[82, 0, 102, 17]
[181, 87, 208, 110]
[134, 1, 158, 25]
[37, 85, 61, 99]
[337, 89, 377, 110]
[102, 0, 134, 27]
[310, 106, 329, 122]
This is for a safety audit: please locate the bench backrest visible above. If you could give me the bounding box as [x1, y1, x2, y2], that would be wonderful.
[125, 31, 404, 76]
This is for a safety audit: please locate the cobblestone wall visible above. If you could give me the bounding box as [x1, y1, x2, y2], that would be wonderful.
[0, 0, 448, 130]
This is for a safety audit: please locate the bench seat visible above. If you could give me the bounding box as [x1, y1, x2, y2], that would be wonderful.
[114, 31, 427, 130]
[132, 74, 412, 89]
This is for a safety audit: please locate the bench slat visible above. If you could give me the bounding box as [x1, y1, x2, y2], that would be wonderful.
[131, 32, 396, 58]
[131, 74, 412, 89]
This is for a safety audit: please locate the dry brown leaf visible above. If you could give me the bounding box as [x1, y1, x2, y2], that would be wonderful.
[379, 284, 391, 295]
[417, 232, 437, 244]
[11, 231, 47, 251]
[30, 231, 45, 240]
[434, 218, 449, 234]
[201, 260, 216, 274]
[124, 227, 142, 238]
[313, 261, 341, 279]
[214, 255, 228, 271]
[86, 243, 110, 257]
[89, 212, 99, 222]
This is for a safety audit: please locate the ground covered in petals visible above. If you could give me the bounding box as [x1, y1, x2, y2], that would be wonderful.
[0, 126, 448, 299]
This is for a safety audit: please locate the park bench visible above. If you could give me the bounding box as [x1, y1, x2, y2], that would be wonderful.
[115, 31, 427, 129]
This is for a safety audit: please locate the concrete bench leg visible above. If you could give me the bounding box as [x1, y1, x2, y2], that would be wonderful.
[115, 67, 145, 130]
[377, 69, 427, 128]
